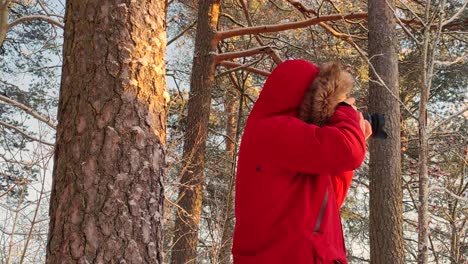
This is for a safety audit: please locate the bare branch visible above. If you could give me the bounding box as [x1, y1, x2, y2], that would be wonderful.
[238, 0, 283, 64]
[266, 0, 291, 12]
[221, 12, 246, 27]
[388, 0, 422, 45]
[20, 156, 50, 264]
[442, 0, 467, 26]
[5, 185, 27, 264]
[0, 181, 21, 198]
[286, 0, 359, 44]
[0, 95, 56, 129]
[398, 0, 427, 27]
[215, 13, 368, 42]
[0, 171, 23, 182]
[0, 120, 55, 146]
[214, 46, 276, 63]
[367, 54, 418, 120]
[430, 186, 468, 202]
[217, 60, 271, 78]
[8, 15, 64, 30]
[430, 106, 468, 134]
[225, 70, 255, 105]
[285, 0, 318, 16]
[168, 20, 197, 46]
[427, 0, 446, 92]
[215, 11, 464, 43]
[434, 55, 467, 66]
[37, 0, 64, 19]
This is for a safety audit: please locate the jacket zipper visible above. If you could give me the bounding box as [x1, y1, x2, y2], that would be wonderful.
[314, 187, 328, 233]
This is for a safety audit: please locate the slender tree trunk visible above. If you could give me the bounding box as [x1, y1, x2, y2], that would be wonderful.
[218, 87, 240, 264]
[417, 41, 430, 264]
[171, 1, 220, 263]
[46, 1, 167, 263]
[417, 2, 444, 263]
[449, 201, 460, 264]
[368, 0, 404, 263]
[417, 11, 431, 262]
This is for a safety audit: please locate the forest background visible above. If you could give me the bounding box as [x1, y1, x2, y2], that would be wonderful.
[0, 0, 466, 263]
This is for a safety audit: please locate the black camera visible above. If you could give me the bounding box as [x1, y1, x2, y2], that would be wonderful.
[362, 113, 387, 139]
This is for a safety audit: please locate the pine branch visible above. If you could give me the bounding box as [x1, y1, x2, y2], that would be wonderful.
[442, 0, 467, 26]
[8, 15, 64, 29]
[214, 46, 277, 62]
[37, 0, 64, 19]
[286, 0, 358, 43]
[430, 106, 468, 134]
[214, 13, 368, 42]
[434, 55, 468, 66]
[0, 120, 54, 146]
[217, 60, 270, 78]
[238, 0, 283, 64]
[397, 0, 427, 27]
[430, 186, 468, 202]
[285, 0, 319, 16]
[167, 20, 197, 46]
[215, 10, 464, 43]
[388, 0, 422, 45]
[0, 95, 56, 129]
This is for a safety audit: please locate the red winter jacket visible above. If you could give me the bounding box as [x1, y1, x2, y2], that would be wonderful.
[232, 60, 366, 264]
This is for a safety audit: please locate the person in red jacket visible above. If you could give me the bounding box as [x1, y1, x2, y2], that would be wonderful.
[232, 59, 372, 264]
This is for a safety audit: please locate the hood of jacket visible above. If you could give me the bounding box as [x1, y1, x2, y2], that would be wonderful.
[249, 59, 319, 118]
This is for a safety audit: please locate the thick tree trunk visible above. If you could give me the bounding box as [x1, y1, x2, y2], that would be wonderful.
[171, 1, 220, 263]
[368, 0, 405, 263]
[46, 1, 167, 263]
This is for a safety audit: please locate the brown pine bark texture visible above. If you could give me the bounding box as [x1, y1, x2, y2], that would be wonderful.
[368, 0, 405, 263]
[46, 1, 167, 263]
[171, 1, 220, 263]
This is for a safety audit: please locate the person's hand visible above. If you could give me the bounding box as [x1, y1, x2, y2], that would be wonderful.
[344, 97, 357, 110]
[359, 112, 372, 140]
[344, 98, 372, 140]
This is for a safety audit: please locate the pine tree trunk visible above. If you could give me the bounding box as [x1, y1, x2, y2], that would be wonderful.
[46, 1, 167, 263]
[218, 88, 238, 263]
[368, 0, 405, 263]
[171, 1, 220, 263]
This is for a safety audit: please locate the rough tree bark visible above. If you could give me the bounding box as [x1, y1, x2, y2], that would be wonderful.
[46, 1, 167, 263]
[171, 1, 220, 263]
[368, 0, 405, 263]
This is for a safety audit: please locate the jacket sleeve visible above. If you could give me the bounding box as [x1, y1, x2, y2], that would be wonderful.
[332, 171, 354, 208]
[266, 106, 366, 174]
